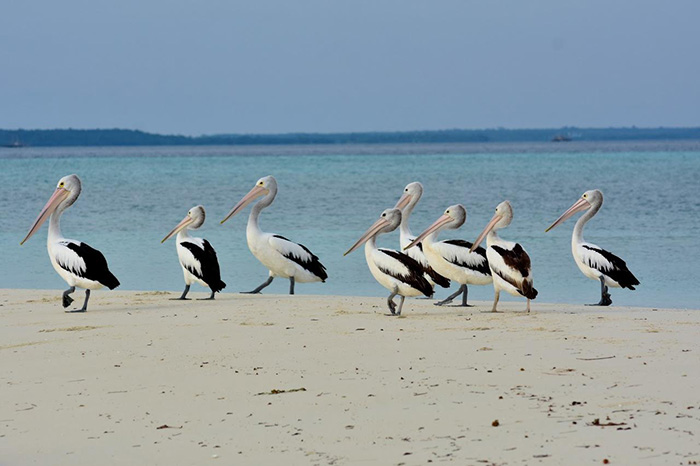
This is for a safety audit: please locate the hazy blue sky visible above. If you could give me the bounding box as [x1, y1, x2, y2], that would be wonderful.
[2, 0, 699, 135]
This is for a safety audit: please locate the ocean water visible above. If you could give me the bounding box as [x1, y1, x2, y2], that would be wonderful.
[1, 141, 699, 309]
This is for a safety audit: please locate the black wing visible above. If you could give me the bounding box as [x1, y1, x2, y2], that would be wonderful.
[408, 238, 449, 287]
[491, 244, 531, 278]
[582, 245, 640, 289]
[180, 240, 226, 292]
[273, 235, 328, 281]
[378, 249, 434, 297]
[491, 244, 537, 299]
[443, 239, 491, 276]
[63, 242, 120, 289]
[425, 265, 451, 288]
[493, 269, 538, 299]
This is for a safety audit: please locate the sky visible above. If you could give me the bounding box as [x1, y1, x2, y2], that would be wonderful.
[1, 0, 699, 135]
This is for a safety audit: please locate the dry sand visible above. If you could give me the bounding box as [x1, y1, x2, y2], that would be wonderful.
[1, 289, 699, 465]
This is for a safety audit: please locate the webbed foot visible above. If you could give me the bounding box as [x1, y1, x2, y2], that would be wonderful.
[63, 295, 74, 308]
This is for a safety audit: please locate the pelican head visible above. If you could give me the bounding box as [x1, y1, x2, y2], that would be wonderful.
[21, 174, 82, 245]
[404, 204, 466, 250]
[470, 200, 513, 252]
[162, 205, 206, 243]
[394, 181, 423, 211]
[221, 175, 277, 224]
[344, 208, 401, 256]
[545, 189, 603, 232]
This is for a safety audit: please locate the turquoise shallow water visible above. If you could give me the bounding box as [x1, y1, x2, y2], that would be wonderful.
[2, 141, 699, 308]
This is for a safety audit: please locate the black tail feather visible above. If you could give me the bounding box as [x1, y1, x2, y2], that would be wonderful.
[426, 266, 451, 288]
[103, 272, 120, 290]
[521, 280, 538, 300]
[209, 280, 227, 293]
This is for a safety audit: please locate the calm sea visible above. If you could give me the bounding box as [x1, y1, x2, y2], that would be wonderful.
[2, 141, 699, 308]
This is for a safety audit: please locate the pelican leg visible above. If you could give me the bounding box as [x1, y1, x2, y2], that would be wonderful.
[461, 285, 473, 307]
[434, 284, 465, 306]
[491, 290, 501, 313]
[170, 284, 191, 300]
[396, 296, 406, 316]
[386, 289, 398, 315]
[242, 276, 274, 294]
[526, 299, 531, 313]
[289, 277, 295, 295]
[587, 277, 612, 306]
[62, 286, 76, 308]
[66, 289, 89, 313]
[197, 289, 216, 300]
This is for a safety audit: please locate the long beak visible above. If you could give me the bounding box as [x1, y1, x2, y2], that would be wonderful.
[20, 188, 69, 245]
[394, 193, 412, 210]
[161, 215, 194, 243]
[221, 185, 267, 224]
[470, 214, 502, 253]
[545, 198, 590, 232]
[344, 217, 390, 256]
[404, 214, 452, 250]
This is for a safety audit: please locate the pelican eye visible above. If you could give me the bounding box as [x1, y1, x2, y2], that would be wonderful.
[382, 213, 386, 217]
[404, 188, 408, 192]
[59, 182, 64, 187]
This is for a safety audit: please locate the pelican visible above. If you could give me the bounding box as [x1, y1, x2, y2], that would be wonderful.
[344, 208, 433, 316]
[20, 174, 120, 312]
[471, 201, 537, 312]
[221, 176, 327, 294]
[161, 205, 226, 300]
[394, 182, 450, 294]
[405, 204, 491, 306]
[545, 189, 640, 306]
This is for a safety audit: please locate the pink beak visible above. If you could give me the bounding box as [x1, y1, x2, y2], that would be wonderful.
[344, 217, 391, 256]
[545, 197, 590, 232]
[20, 187, 70, 245]
[161, 215, 194, 243]
[404, 214, 452, 250]
[394, 193, 412, 210]
[221, 185, 268, 224]
[470, 214, 502, 253]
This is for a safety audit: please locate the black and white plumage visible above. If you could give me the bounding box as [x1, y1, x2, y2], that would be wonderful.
[221, 176, 327, 295]
[20, 174, 120, 312]
[345, 208, 433, 316]
[394, 182, 451, 291]
[471, 201, 537, 312]
[442, 240, 491, 277]
[58, 241, 120, 290]
[162, 205, 226, 300]
[271, 234, 328, 281]
[376, 248, 434, 298]
[405, 204, 492, 307]
[546, 189, 640, 305]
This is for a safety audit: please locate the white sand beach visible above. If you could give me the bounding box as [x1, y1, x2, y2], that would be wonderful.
[1, 289, 699, 465]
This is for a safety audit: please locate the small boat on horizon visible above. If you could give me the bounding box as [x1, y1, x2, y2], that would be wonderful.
[2, 140, 25, 148]
[551, 134, 573, 142]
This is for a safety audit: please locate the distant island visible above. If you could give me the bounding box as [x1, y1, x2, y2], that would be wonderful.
[2, 127, 700, 147]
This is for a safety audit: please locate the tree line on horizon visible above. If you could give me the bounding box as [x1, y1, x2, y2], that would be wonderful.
[2, 127, 700, 147]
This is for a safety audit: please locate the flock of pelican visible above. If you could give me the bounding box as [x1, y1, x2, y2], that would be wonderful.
[21, 175, 639, 315]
